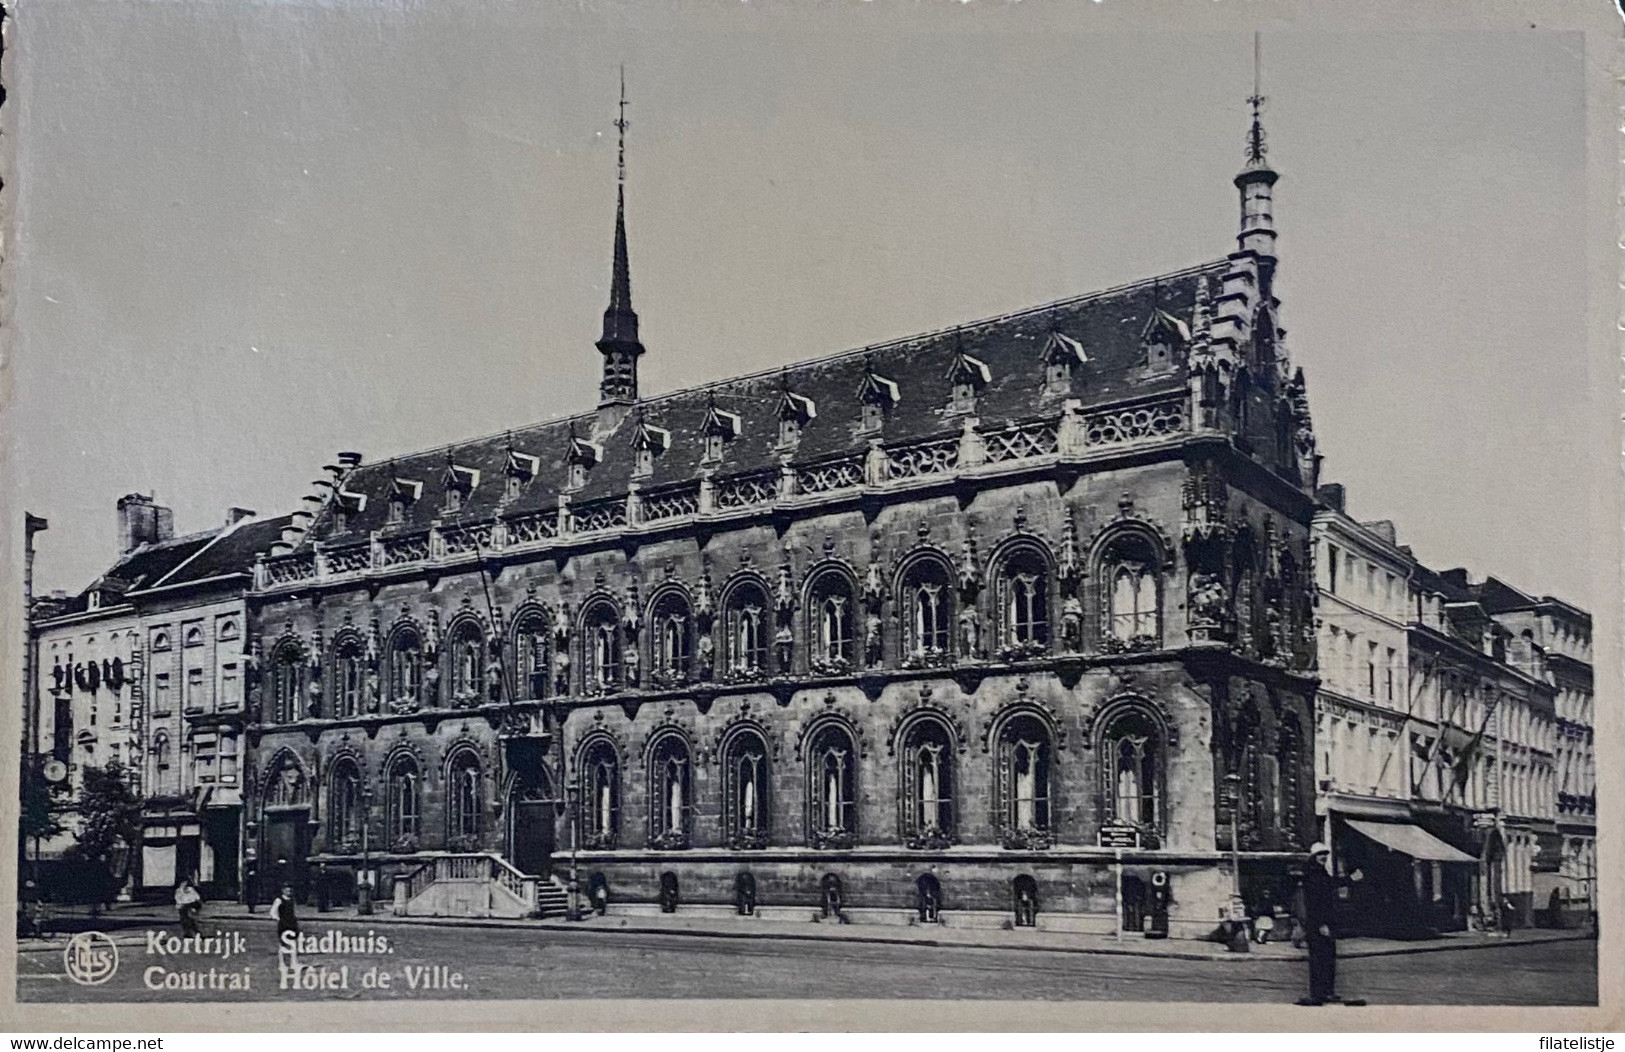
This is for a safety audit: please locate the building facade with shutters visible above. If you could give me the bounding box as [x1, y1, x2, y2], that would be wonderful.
[243, 102, 1324, 936]
[28, 495, 289, 901]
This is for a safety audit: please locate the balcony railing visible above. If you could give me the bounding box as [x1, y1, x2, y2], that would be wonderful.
[257, 392, 1193, 592]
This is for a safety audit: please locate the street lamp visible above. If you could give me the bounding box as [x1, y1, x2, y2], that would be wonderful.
[357, 783, 375, 916]
[565, 772, 582, 922]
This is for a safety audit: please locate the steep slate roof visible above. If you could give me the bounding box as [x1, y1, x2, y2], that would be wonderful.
[100, 533, 220, 593]
[308, 259, 1227, 547]
[158, 515, 294, 585]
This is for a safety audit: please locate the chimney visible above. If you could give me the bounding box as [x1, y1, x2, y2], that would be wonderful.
[117, 493, 173, 553]
[1316, 483, 1346, 514]
[1361, 520, 1397, 545]
[225, 507, 256, 526]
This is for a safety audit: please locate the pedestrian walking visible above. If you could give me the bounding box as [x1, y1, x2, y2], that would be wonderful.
[270, 883, 300, 975]
[174, 877, 203, 936]
[1297, 841, 1362, 1006]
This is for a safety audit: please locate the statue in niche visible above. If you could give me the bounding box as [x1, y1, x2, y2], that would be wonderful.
[958, 606, 981, 659]
[863, 612, 884, 666]
[553, 646, 572, 696]
[1061, 595, 1084, 652]
[696, 632, 715, 680]
[364, 668, 381, 714]
[774, 624, 794, 674]
[1189, 573, 1228, 626]
[623, 643, 640, 688]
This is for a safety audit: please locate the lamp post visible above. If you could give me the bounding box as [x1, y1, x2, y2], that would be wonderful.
[357, 783, 375, 916]
[1223, 769, 1250, 953]
[565, 772, 582, 921]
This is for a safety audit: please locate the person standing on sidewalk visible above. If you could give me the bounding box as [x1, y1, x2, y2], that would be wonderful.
[1298, 841, 1362, 1006]
[271, 883, 300, 975]
[174, 877, 202, 936]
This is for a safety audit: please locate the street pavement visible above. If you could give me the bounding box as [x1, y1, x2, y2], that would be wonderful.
[15, 911, 1598, 1006]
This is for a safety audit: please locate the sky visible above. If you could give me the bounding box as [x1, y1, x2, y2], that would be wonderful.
[6, 4, 1594, 609]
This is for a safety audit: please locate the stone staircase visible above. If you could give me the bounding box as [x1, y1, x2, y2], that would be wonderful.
[394, 853, 569, 920]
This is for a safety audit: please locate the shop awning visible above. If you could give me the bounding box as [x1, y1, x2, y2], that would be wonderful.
[1346, 819, 1477, 863]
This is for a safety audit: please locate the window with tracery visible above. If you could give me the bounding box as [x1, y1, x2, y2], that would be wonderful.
[271, 643, 304, 723]
[581, 602, 622, 694]
[579, 739, 620, 848]
[900, 557, 955, 666]
[806, 723, 857, 847]
[1102, 707, 1163, 834]
[723, 582, 770, 679]
[722, 729, 771, 849]
[807, 571, 855, 672]
[329, 760, 362, 848]
[446, 751, 481, 844]
[387, 757, 420, 846]
[647, 734, 692, 848]
[388, 629, 423, 708]
[899, 716, 956, 847]
[650, 591, 693, 686]
[333, 640, 364, 718]
[447, 621, 484, 702]
[996, 548, 1050, 655]
[514, 612, 549, 700]
[995, 714, 1052, 846]
[1100, 534, 1161, 649]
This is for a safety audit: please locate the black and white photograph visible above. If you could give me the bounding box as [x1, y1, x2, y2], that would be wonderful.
[1, 0, 1618, 1033]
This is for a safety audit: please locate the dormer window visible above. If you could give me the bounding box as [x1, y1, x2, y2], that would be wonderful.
[1140, 310, 1189, 377]
[504, 450, 539, 501]
[946, 348, 991, 415]
[388, 478, 423, 525]
[701, 401, 741, 465]
[441, 462, 479, 514]
[632, 419, 671, 479]
[775, 387, 816, 449]
[334, 489, 365, 533]
[1041, 331, 1088, 395]
[856, 361, 900, 434]
[566, 433, 600, 492]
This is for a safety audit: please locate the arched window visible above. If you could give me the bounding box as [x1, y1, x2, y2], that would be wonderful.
[388, 628, 423, 709]
[806, 722, 857, 847]
[332, 639, 364, 719]
[448, 621, 484, 702]
[899, 716, 956, 847]
[1098, 532, 1162, 649]
[387, 757, 421, 847]
[722, 728, 771, 849]
[996, 547, 1051, 655]
[446, 750, 481, 846]
[650, 591, 693, 686]
[578, 739, 620, 848]
[995, 713, 1053, 846]
[581, 601, 622, 694]
[722, 581, 770, 679]
[514, 611, 550, 701]
[1101, 705, 1164, 835]
[900, 556, 955, 666]
[807, 570, 856, 672]
[647, 734, 691, 849]
[271, 643, 304, 724]
[329, 760, 363, 849]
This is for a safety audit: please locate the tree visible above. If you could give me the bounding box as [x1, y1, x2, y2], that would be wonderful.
[65, 761, 142, 909]
[18, 758, 63, 846]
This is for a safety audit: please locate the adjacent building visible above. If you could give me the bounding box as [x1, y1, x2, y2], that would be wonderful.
[28, 495, 289, 900]
[242, 99, 1325, 935]
[1311, 486, 1582, 936]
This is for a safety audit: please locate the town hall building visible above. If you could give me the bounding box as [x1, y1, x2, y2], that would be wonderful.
[243, 94, 1324, 937]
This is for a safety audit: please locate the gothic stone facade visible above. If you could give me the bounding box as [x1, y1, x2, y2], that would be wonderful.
[245, 123, 1321, 936]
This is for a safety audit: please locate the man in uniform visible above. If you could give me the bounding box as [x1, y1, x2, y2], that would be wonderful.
[1298, 841, 1362, 1006]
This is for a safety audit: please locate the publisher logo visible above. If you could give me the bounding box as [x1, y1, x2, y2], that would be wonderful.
[64, 930, 119, 985]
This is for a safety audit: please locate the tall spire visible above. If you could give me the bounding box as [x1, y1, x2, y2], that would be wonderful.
[598, 65, 643, 409]
[1233, 32, 1279, 260]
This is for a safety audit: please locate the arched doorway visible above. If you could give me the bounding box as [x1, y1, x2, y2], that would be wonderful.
[505, 767, 557, 878]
